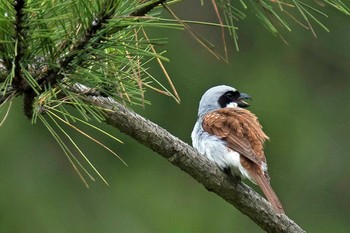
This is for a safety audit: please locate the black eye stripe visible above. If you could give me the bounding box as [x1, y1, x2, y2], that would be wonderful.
[218, 91, 240, 108]
[225, 91, 240, 99]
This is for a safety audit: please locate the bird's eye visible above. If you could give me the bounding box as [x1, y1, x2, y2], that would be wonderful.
[225, 91, 240, 99]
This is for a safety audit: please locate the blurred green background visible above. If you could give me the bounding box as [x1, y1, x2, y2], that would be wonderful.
[1, 1, 350, 232]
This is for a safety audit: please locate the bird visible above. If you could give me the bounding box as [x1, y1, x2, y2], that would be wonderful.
[191, 85, 284, 214]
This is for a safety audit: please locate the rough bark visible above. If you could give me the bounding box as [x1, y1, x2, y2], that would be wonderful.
[85, 95, 306, 233]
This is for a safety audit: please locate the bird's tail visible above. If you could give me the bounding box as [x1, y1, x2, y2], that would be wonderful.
[250, 172, 285, 214]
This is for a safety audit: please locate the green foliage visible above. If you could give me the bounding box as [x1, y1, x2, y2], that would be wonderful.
[0, 0, 180, 185]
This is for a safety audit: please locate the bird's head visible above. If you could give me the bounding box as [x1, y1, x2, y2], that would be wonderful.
[198, 85, 252, 117]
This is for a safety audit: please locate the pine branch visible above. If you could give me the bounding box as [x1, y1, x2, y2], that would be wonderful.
[59, 1, 115, 69]
[0, 0, 173, 110]
[23, 0, 167, 119]
[40, 0, 166, 89]
[13, 0, 27, 90]
[78, 92, 306, 233]
[130, 0, 167, 16]
[12, 0, 36, 118]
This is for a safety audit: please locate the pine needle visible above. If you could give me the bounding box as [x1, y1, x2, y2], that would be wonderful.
[163, 3, 226, 61]
[132, 28, 145, 107]
[141, 27, 180, 103]
[0, 94, 13, 126]
[37, 113, 92, 188]
[46, 112, 110, 186]
[211, 0, 229, 62]
[48, 109, 127, 166]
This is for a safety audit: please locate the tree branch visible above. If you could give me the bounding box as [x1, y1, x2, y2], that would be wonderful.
[83, 95, 306, 233]
[13, 0, 27, 91]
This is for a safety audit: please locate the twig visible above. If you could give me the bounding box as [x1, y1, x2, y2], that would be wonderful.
[130, 0, 167, 16]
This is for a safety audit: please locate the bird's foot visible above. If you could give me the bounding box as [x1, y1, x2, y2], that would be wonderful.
[223, 167, 242, 183]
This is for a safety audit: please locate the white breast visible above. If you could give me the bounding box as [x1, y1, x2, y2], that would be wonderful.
[191, 122, 251, 180]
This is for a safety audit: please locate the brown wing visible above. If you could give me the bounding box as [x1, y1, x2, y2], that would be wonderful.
[202, 108, 269, 166]
[202, 108, 284, 214]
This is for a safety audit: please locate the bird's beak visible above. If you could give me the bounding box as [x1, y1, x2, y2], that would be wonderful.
[237, 93, 252, 108]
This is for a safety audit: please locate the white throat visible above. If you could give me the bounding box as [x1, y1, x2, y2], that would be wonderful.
[226, 102, 238, 108]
